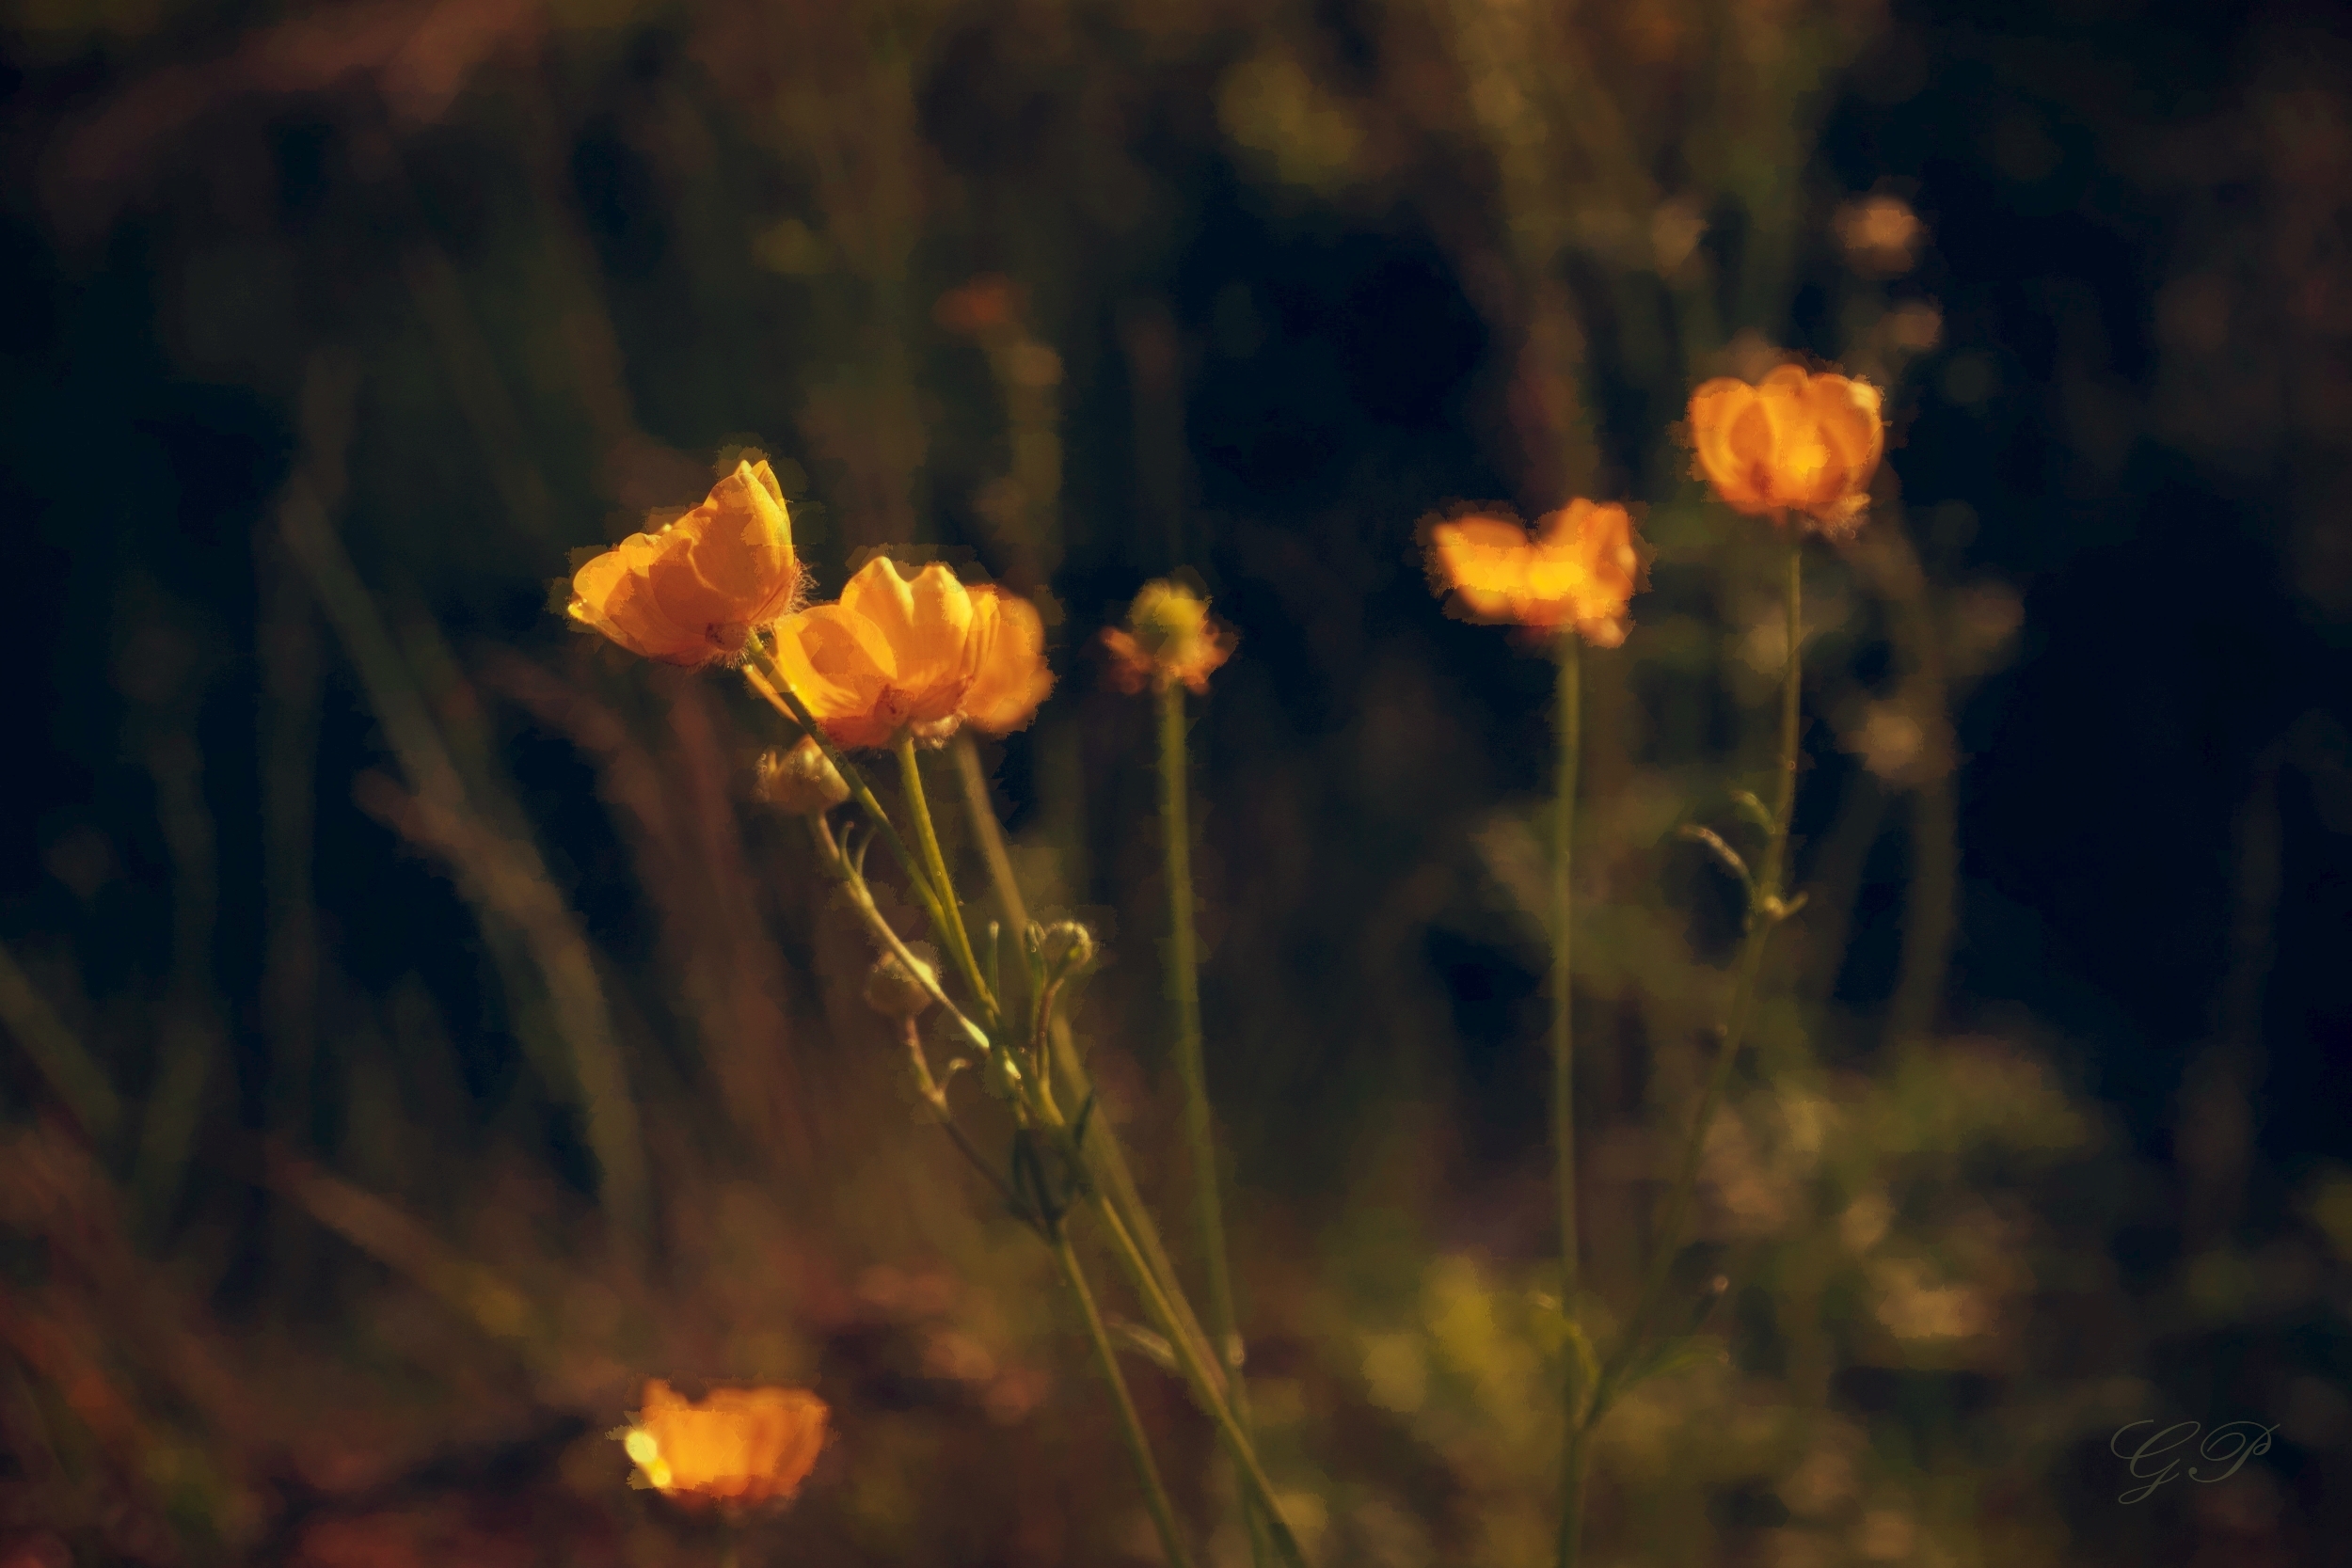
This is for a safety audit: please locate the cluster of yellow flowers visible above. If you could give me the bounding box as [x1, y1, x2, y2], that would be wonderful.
[1428, 363, 1884, 640]
[567, 458, 1058, 751]
[565, 358, 1883, 1525]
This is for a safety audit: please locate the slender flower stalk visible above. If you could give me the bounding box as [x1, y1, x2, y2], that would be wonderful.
[1551, 630, 1581, 1311]
[1564, 531, 1807, 1568]
[950, 735, 1232, 1396]
[1157, 678, 1248, 1415]
[1156, 673, 1272, 1568]
[1419, 500, 1642, 1568]
[1052, 1226, 1198, 1568]
[1077, 1180, 1311, 1568]
[1549, 630, 1584, 1568]
[893, 734, 993, 1023]
[742, 646, 942, 926]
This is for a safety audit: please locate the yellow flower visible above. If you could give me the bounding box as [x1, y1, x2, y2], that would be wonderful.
[1686, 364, 1884, 532]
[619, 1379, 828, 1511]
[1101, 579, 1234, 694]
[569, 461, 802, 665]
[1426, 499, 1645, 647]
[766, 558, 1054, 750]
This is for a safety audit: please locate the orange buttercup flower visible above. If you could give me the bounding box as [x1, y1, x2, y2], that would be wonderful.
[1427, 499, 1645, 647]
[620, 1379, 828, 1511]
[569, 460, 802, 665]
[1101, 579, 1234, 695]
[1686, 364, 1884, 532]
[766, 557, 1054, 750]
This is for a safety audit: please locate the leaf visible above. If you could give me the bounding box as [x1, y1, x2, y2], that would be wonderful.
[1109, 1318, 1179, 1374]
[1623, 1335, 1727, 1391]
[1730, 790, 1774, 835]
[1564, 1319, 1602, 1414]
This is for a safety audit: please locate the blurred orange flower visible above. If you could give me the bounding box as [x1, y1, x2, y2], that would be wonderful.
[935, 274, 1020, 336]
[569, 460, 801, 665]
[621, 1379, 828, 1511]
[767, 558, 1053, 749]
[1426, 499, 1645, 647]
[1101, 579, 1233, 694]
[1687, 365, 1884, 532]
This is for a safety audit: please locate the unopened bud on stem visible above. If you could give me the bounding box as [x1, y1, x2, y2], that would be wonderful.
[755, 736, 850, 815]
[864, 944, 939, 1021]
[1038, 920, 1095, 979]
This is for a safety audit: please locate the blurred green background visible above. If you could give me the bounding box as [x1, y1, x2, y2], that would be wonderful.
[3, 0, 2349, 1564]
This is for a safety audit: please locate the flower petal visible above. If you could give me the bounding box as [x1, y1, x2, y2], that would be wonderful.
[1689, 379, 1773, 515]
[1430, 515, 1537, 624]
[962, 588, 1054, 734]
[769, 604, 898, 749]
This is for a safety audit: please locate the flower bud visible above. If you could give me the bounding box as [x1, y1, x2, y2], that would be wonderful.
[1037, 920, 1095, 978]
[1102, 579, 1233, 695]
[864, 945, 938, 1021]
[755, 736, 850, 815]
[1130, 580, 1211, 662]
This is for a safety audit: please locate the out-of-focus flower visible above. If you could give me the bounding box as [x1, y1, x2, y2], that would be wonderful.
[1883, 300, 1944, 355]
[1425, 499, 1645, 647]
[1834, 195, 1924, 277]
[1102, 579, 1234, 694]
[1687, 365, 1885, 534]
[754, 736, 850, 816]
[935, 275, 1020, 336]
[767, 559, 1053, 750]
[1846, 701, 1928, 784]
[619, 1379, 828, 1510]
[569, 461, 801, 665]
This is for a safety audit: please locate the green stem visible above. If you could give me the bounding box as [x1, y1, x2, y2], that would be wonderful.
[1559, 1418, 1593, 1568]
[1053, 1226, 1199, 1568]
[946, 736, 1229, 1391]
[742, 646, 942, 926]
[1591, 531, 1804, 1424]
[1158, 679, 1269, 1568]
[1157, 681, 1249, 1411]
[1551, 630, 1584, 1568]
[893, 734, 995, 1029]
[1551, 632, 1582, 1307]
[1082, 1190, 1310, 1568]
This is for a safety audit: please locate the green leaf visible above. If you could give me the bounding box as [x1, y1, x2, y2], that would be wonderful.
[1730, 789, 1774, 835]
[1623, 1335, 1727, 1390]
[1564, 1319, 1602, 1414]
[1109, 1318, 1179, 1374]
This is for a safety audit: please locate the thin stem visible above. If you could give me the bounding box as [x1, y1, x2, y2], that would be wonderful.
[952, 734, 1032, 931]
[897, 1019, 1029, 1225]
[1550, 630, 1584, 1568]
[1052, 1226, 1198, 1568]
[1081, 1190, 1310, 1568]
[809, 817, 989, 1055]
[1157, 681, 1249, 1409]
[951, 736, 1229, 1392]
[1558, 1418, 1593, 1568]
[1551, 631, 1582, 1307]
[892, 734, 995, 1028]
[742, 650, 941, 924]
[1158, 679, 1270, 1568]
[1590, 531, 1804, 1424]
